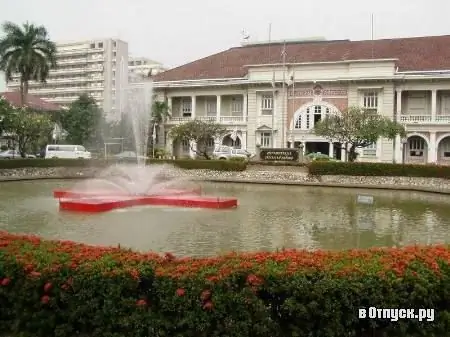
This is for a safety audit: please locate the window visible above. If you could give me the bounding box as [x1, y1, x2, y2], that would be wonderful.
[90, 43, 95, 48]
[293, 105, 331, 130]
[181, 98, 192, 117]
[113, 41, 116, 48]
[260, 132, 271, 147]
[362, 142, 377, 157]
[409, 137, 425, 157]
[98, 42, 103, 48]
[182, 140, 190, 152]
[205, 98, 217, 116]
[231, 97, 243, 114]
[261, 94, 273, 115]
[363, 91, 378, 112]
[113, 52, 116, 57]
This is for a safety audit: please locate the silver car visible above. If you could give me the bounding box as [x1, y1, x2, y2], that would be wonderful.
[213, 146, 253, 160]
[0, 150, 36, 159]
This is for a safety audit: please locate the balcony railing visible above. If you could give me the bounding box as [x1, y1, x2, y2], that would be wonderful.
[400, 115, 450, 124]
[166, 115, 247, 124]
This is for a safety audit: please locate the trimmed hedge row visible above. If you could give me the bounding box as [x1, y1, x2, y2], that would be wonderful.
[0, 232, 449, 337]
[309, 161, 450, 178]
[0, 158, 247, 171]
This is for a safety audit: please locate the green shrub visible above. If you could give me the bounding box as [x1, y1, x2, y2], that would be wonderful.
[248, 160, 306, 167]
[0, 232, 449, 337]
[153, 158, 247, 171]
[0, 158, 247, 172]
[308, 161, 450, 178]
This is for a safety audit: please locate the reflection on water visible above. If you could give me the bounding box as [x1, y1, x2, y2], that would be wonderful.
[1, 180, 450, 257]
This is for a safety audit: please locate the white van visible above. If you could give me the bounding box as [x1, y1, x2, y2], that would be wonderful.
[45, 144, 92, 159]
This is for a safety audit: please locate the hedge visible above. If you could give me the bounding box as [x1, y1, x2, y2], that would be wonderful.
[308, 161, 450, 178]
[0, 158, 247, 171]
[1, 232, 449, 337]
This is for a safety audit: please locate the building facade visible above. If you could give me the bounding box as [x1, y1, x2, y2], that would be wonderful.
[152, 35, 450, 164]
[128, 57, 167, 80]
[6, 38, 129, 121]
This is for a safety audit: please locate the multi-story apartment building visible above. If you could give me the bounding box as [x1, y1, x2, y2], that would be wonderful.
[128, 57, 167, 80]
[152, 34, 450, 164]
[6, 38, 129, 121]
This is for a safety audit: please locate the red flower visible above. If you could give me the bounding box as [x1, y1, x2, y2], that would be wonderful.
[136, 299, 147, 307]
[200, 290, 211, 301]
[29, 271, 41, 278]
[176, 288, 185, 297]
[203, 301, 213, 310]
[1, 278, 10, 286]
[246, 274, 263, 286]
[164, 252, 175, 262]
[41, 295, 50, 304]
[44, 282, 52, 293]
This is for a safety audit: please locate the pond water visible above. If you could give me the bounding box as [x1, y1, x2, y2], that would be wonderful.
[1, 180, 450, 257]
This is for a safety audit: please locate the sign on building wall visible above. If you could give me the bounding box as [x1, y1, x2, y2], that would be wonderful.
[260, 148, 299, 161]
[288, 84, 347, 98]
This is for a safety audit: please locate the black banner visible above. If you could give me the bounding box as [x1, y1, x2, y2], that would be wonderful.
[259, 148, 299, 161]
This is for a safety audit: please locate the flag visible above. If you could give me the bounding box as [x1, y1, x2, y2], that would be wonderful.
[152, 123, 157, 141]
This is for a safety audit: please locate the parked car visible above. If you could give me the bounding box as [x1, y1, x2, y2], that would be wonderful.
[0, 150, 36, 159]
[213, 146, 253, 160]
[44, 144, 91, 159]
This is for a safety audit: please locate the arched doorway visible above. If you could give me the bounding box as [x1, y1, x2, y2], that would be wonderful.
[291, 103, 339, 157]
[222, 135, 241, 148]
[437, 136, 450, 165]
[405, 135, 428, 164]
[172, 139, 190, 158]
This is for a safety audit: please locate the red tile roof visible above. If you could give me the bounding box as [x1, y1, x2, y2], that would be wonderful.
[154, 35, 450, 82]
[1, 91, 61, 111]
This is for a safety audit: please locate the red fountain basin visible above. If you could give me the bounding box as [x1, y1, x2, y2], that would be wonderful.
[59, 195, 238, 213]
[53, 187, 201, 199]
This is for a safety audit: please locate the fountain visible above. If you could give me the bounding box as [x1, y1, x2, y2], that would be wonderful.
[53, 58, 238, 212]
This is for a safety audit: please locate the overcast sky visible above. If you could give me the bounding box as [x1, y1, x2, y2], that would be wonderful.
[1, 0, 450, 91]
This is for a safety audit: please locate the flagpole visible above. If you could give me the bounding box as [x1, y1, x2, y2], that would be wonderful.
[268, 23, 276, 148]
[281, 40, 286, 147]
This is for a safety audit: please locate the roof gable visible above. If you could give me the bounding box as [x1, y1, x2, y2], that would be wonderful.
[1, 91, 61, 111]
[153, 35, 450, 82]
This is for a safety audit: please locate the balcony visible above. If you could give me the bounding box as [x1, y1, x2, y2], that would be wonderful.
[400, 114, 450, 124]
[166, 94, 247, 125]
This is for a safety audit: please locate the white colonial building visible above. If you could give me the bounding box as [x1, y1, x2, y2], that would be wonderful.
[153, 35, 450, 164]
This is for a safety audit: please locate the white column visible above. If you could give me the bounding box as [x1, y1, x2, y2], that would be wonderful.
[241, 131, 247, 149]
[189, 140, 196, 159]
[216, 95, 221, 122]
[191, 96, 196, 119]
[341, 144, 346, 162]
[394, 90, 403, 163]
[329, 142, 334, 158]
[243, 94, 248, 121]
[167, 96, 172, 114]
[429, 132, 437, 163]
[431, 90, 437, 122]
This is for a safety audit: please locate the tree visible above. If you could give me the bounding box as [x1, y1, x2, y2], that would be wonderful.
[169, 119, 227, 159]
[0, 21, 57, 106]
[3, 107, 53, 157]
[314, 106, 406, 162]
[61, 94, 104, 147]
[149, 99, 170, 149]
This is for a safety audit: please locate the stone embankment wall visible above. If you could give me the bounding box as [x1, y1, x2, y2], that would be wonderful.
[1, 165, 450, 194]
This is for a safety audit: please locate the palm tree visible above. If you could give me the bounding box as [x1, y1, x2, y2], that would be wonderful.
[150, 99, 171, 149]
[0, 21, 57, 106]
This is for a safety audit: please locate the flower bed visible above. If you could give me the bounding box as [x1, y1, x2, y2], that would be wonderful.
[1, 231, 450, 337]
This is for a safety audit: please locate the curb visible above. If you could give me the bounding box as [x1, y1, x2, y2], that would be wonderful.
[1, 175, 450, 196]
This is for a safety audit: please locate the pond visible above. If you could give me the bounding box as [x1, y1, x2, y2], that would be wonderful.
[1, 180, 450, 256]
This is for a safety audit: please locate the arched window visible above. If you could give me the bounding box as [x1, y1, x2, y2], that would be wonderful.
[293, 105, 332, 130]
